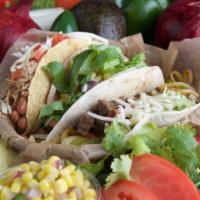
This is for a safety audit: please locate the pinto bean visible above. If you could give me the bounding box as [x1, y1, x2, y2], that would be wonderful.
[10, 110, 20, 124]
[15, 97, 27, 115]
[17, 116, 27, 132]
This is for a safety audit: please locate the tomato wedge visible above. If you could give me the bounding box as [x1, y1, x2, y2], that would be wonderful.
[131, 154, 200, 200]
[102, 180, 159, 200]
[52, 34, 68, 47]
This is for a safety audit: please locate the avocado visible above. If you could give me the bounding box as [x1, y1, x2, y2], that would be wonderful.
[72, 0, 127, 40]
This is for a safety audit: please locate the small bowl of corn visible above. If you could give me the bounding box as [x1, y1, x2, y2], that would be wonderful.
[0, 156, 101, 200]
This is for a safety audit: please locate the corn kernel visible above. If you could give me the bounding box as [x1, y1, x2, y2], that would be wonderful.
[10, 182, 21, 193]
[41, 160, 47, 165]
[47, 156, 60, 165]
[68, 192, 77, 199]
[43, 196, 54, 200]
[62, 164, 76, 174]
[0, 187, 9, 199]
[20, 164, 30, 172]
[44, 175, 55, 182]
[63, 175, 74, 187]
[21, 185, 28, 194]
[27, 179, 38, 188]
[29, 161, 40, 174]
[54, 178, 68, 193]
[60, 168, 69, 177]
[14, 177, 23, 185]
[39, 180, 50, 192]
[83, 188, 96, 198]
[37, 170, 46, 181]
[44, 165, 59, 178]
[76, 169, 84, 180]
[71, 172, 84, 188]
[45, 188, 55, 196]
[22, 172, 33, 183]
[83, 180, 91, 190]
[32, 198, 42, 200]
[83, 198, 95, 200]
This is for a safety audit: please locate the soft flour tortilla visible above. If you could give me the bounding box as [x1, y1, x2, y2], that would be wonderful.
[46, 66, 164, 142]
[26, 38, 100, 134]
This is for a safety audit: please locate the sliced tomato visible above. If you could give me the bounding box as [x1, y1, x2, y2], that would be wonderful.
[52, 34, 68, 47]
[10, 69, 24, 80]
[102, 180, 159, 200]
[34, 48, 46, 62]
[55, 0, 80, 9]
[131, 154, 200, 200]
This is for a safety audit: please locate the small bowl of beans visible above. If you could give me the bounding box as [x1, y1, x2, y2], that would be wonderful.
[0, 156, 101, 200]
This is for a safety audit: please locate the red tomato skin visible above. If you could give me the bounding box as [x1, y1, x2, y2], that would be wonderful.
[103, 180, 159, 200]
[55, 0, 80, 9]
[131, 154, 200, 200]
[52, 34, 68, 47]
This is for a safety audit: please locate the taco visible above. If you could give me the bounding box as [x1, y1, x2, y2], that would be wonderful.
[32, 39, 157, 139]
[2, 33, 106, 134]
[46, 70, 200, 143]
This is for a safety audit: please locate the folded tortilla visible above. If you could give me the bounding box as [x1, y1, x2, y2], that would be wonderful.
[46, 66, 164, 142]
[4, 34, 105, 134]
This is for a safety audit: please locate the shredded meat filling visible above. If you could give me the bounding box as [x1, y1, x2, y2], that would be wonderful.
[76, 100, 118, 136]
[6, 60, 38, 107]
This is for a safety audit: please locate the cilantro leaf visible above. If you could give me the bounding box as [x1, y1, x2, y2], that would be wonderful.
[102, 121, 129, 157]
[128, 123, 166, 155]
[127, 122, 200, 187]
[163, 124, 199, 177]
[43, 61, 68, 93]
[105, 155, 132, 188]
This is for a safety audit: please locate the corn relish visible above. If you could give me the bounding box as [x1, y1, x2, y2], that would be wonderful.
[0, 156, 97, 200]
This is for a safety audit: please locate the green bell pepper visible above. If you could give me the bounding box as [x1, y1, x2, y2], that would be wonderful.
[51, 10, 78, 33]
[122, 0, 171, 43]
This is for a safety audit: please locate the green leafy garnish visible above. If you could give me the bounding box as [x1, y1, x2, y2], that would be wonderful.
[128, 123, 200, 187]
[69, 50, 93, 93]
[125, 53, 147, 68]
[102, 121, 129, 157]
[81, 158, 106, 176]
[105, 155, 132, 188]
[39, 101, 64, 120]
[43, 61, 68, 93]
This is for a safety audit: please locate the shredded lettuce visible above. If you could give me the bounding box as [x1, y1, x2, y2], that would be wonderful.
[113, 90, 196, 126]
[39, 101, 64, 120]
[43, 62, 68, 93]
